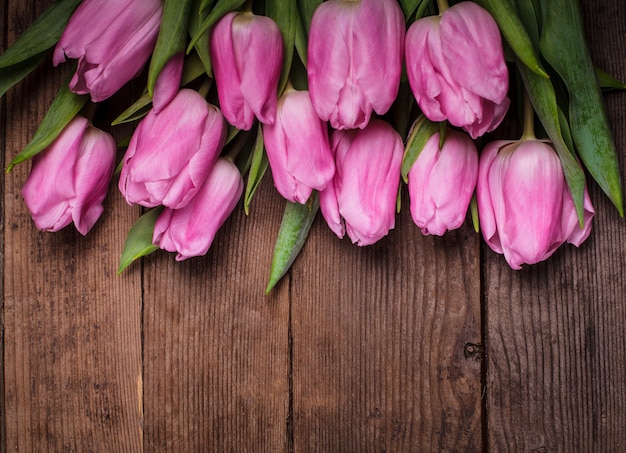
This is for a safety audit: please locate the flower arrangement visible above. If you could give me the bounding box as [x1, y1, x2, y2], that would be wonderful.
[1, 0, 623, 292]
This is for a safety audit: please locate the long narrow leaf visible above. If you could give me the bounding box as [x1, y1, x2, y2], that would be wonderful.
[187, 0, 246, 53]
[0, 51, 48, 98]
[539, 0, 623, 215]
[266, 195, 319, 294]
[147, 0, 194, 96]
[244, 125, 269, 215]
[118, 208, 162, 274]
[7, 81, 88, 171]
[266, 0, 298, 95]
[0, 0, 81, 68]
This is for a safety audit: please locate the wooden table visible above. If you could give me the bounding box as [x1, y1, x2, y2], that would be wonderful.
[1, 1, 625, 451]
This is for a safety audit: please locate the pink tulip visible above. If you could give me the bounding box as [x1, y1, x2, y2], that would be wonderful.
[53, 0, 162, 102]
[262, 89, 335, 203]
[477, 139, 594, 270]
[320, 119, 403, 245]
[153, 158, 243, 261]
[152, 52, 184, 114]
[210, 11, 284, 130]
[308, 0, 405, 130]
[408, 128, 478, 236]
[405, 2, 509, 139]
[119, 89, 226, 209]
[22, 116, 116, 235]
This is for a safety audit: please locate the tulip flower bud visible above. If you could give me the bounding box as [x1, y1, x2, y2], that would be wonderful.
[119, 89, 227, 209]
[262, 89, 335, 204]
[53, 0, 162, 102]
[320, 119, 403, 245]
[408, 128, 478, 236]
[405, 2, 509, 139]
[477, 139, 594, 270]
[308, 0, 405, 130]
[210, 11, 284, 131]
[22, 116, 116, 235]
[153, 158, 244, 261]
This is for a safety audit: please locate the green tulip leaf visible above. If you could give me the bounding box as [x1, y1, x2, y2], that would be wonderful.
[147, 0, 194, 97]
[296, 0, 322, 35]
[474, 0, 548, 78]
[118, 208, 163, 274]
[111, 93, 152, 126]
[187, 0, 246, 53]
[401, 115, 439, 182]
[595, 66, 626, 91]
[244, 125, 269, 215]
[189, 0, 215, 77]
[266, 0, 298, 95]
[7, 81, 88, 171]
[0, 51, 48, 98]
[539, 0, 623, 216]
[266, 194, 319, 294]
[0, 0, 81, 68]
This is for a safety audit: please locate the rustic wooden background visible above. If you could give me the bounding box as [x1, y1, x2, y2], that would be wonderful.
[1, 0, 625, 451]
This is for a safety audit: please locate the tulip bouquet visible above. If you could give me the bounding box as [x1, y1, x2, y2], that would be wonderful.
[1, 0, 623, 290]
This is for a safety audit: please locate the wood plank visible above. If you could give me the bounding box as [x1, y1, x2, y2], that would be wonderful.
[485, 1, 626, 451]
[291, 205, 483, 451]
[2, 2, 144, 451]
[141, 178, 291, 452]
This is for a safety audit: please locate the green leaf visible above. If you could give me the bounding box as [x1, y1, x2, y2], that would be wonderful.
[595, 66, 626, 91]
[147, 0, 194, 97]
[111, 53, 207, 126]
[399, 0, 421, 19]
[296, 0, 322, 35]
[187, 0, 246, 53]
[266, 0, 298, 95]
[7, 81, 88, 171]
[518, 62, 587, 224]
[0, 51, 48, 98]
[474, 0, 548, 77]
[244, 125, 269, 215]
[111, 92, 152, 126]
[266, 194, 319, 294]
[0, 0, 81, 68]
[539, 0, 623, 215]
[189, 0, 215, 77]
[117, 208, 163, 274]
[400, 115, 439, 182]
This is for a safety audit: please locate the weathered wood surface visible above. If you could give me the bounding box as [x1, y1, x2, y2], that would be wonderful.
[0, 1, 624, 452]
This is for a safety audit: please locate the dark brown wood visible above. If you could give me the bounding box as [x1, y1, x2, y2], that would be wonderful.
[291, 207, 483, 452]
[141, 178, 291, 452]
[484, 1, 626, 451]
[2, 2, 143, 451]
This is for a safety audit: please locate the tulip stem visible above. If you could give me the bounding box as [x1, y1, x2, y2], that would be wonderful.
[521, 89, 536, 140]
[437, 0, 449, 13]
[198, 78, 212, 98]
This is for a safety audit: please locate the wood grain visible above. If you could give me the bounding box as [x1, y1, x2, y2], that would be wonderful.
[484, 1, 626, 451]
[291, 205, 483, 452]
[2, 2, 143, 451]
[141, 178, 290, 452]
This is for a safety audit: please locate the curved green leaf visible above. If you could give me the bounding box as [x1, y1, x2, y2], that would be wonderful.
[474, 0, 548, 77]
[7, 81, 88, 171]
[187, 0, 246, 53]
[539, 0, 623, 215]
[266, 194, 319, 294]
[244, 125, 269, 215]
[0, 0, 81, 68]
[266, 0, 298, 95]
[401, 115, 439, 182]
[147, 0, 194, 97]
[117, 208, 163, 274]
[0, 51, 48, 98]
